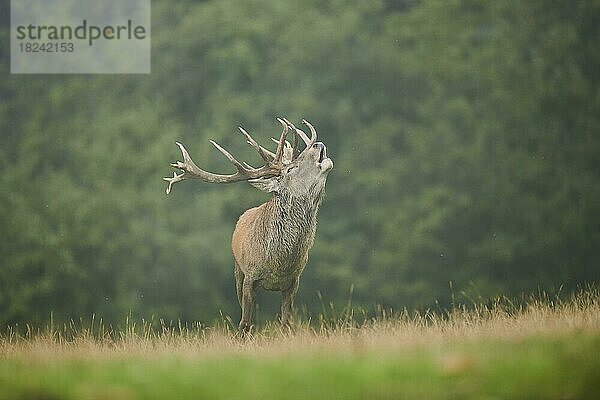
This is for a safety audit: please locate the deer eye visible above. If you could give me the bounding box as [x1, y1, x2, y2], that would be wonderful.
[286, 166, 296, 174]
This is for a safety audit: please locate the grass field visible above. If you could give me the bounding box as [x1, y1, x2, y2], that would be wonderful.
[1, 290, 599, 400]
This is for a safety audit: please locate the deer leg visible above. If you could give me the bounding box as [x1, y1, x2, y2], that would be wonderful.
[280, 277, 299, 327]
[234, 262, 244, 306]
[239, 277, 256, 333]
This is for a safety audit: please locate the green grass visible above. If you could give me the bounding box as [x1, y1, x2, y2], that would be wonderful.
[1, 290, 600, 399]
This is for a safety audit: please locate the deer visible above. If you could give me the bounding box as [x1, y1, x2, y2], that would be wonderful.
[164, 118, 333, 332]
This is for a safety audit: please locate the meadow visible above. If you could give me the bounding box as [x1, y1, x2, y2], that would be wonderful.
[1, 289, 599, 400]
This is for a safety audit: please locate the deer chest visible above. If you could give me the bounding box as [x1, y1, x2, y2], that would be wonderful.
[255, 239, 311, 291]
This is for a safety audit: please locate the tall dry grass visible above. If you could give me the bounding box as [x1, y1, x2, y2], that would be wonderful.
[1, 287, 599, 361]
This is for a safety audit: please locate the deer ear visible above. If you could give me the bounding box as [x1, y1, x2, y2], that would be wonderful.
[248, 177, 280, 193]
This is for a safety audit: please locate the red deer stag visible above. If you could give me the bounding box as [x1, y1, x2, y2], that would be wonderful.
[164, 118, 333, 332]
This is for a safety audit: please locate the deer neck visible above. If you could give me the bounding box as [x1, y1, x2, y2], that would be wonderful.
[261, 186, 325, 252]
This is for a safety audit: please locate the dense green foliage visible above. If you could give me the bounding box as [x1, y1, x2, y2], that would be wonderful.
[1, 0, 599, 326]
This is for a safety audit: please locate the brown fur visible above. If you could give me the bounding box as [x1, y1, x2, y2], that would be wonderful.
[165, 119, 332, 332]
[233, 143, 331, 332]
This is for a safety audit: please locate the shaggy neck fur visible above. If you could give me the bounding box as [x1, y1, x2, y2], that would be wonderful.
[260, 183, 326, 264]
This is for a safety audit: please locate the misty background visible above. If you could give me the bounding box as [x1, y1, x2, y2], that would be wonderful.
[1, 0, 599, 328]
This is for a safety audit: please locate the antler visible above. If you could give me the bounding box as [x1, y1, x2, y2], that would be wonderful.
[164, 119, 291, 194]
[238, 126, 275, 163]
[282, 118, 318, 157]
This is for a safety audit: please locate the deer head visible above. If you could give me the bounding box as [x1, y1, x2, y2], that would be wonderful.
[163, 118, 333, 197]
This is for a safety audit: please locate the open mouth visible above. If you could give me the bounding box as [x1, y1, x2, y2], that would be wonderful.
[318, 146, 327, 163]
[317, 143, 333, 172]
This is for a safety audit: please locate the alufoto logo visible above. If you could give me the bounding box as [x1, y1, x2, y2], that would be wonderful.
[15, 19, 147, 46]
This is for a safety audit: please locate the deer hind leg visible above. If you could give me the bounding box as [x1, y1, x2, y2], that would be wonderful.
[280, 277, 300, 328]
[239, 276, 257, 333]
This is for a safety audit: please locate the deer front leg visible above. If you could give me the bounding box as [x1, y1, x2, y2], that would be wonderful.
[280, 277, 299, 328]
[239, 277, 256, 333]
[234, 262, 244, 306]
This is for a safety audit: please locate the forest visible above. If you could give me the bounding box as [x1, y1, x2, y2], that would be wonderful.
[1, 0, 599, 328]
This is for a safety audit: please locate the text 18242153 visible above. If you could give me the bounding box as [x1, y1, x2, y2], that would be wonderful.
[18, 42, 74, 53]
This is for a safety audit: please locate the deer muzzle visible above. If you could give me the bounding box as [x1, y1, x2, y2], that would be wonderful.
[314, 142, 333, 173]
